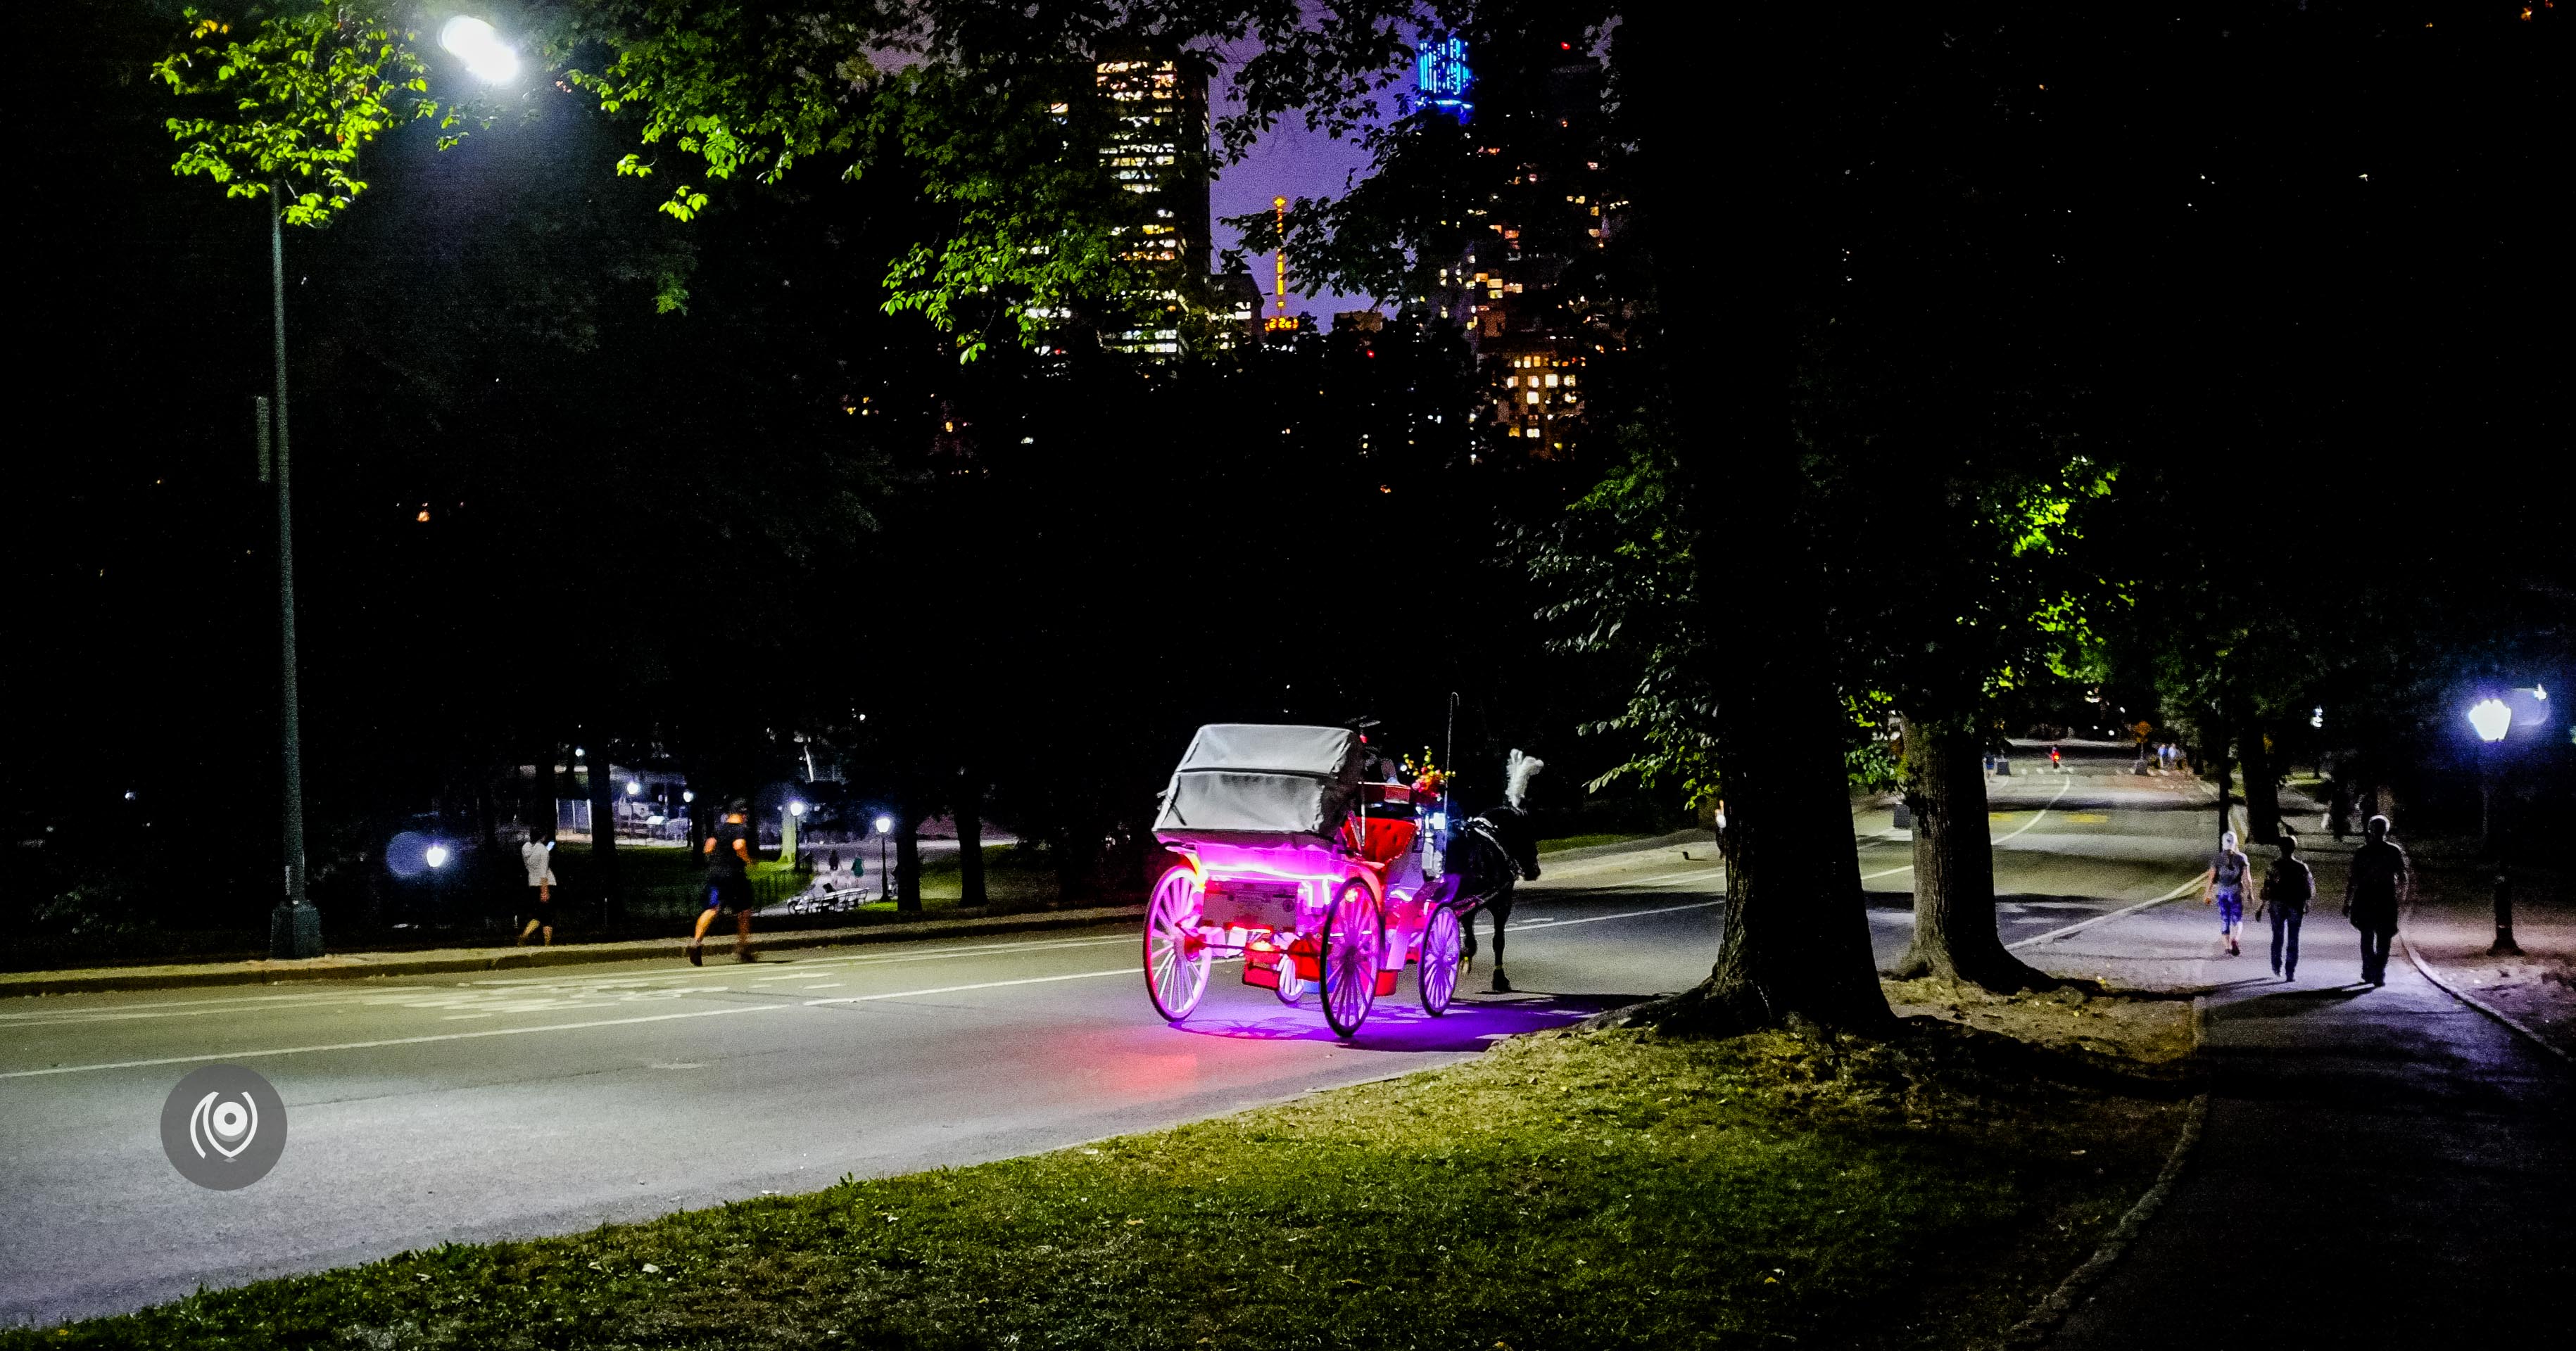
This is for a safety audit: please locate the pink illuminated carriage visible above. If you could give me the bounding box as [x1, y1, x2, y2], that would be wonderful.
[1142, 723, 1465, 1039]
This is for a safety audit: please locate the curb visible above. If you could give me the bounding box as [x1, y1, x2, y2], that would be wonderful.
[2399, 916, 2572, 1066]
[0, 906, 1148, 998]
[2003, 996, 2211, 1349]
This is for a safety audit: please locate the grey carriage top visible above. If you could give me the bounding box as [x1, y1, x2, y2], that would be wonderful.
[1151, 723, 1365, 849]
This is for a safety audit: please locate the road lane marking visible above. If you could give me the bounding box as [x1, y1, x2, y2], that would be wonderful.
[0, 968, 1137, 1080]
[1862, 777, 2074, 879]
[0, 934, 1155, 1026]
[2005, 873, 2209, 949]
[1511, 899, 1726, 931]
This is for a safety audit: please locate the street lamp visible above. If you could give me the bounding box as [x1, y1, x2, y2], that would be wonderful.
[438, 17, 519, 83]
[874, 813, 895, 904]
[263, 15, 521, 960]
[2468, 698, 2512, 744]
[424, 844, 451, 870]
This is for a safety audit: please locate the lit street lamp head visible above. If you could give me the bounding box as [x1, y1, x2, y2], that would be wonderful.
[874, 814, 895, 836]
[424, 844, 451, 870]
[440, 17, 519, 84]
[2467, 697, 2512, 744]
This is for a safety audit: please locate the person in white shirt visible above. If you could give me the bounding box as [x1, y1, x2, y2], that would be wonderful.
[518, 832, 557, 946]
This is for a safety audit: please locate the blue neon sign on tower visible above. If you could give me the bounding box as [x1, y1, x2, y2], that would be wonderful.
[1418, 35, 1473, 120]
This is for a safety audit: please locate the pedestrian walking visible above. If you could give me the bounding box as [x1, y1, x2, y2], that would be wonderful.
[2327, 780, 2353, 842]
[2344, 814, 2411, 986]
[517, 830, 557, 946]
[2256, 835, 2314, 981]
[689, 799, 758, 965]
[2205, 829, 2253, 956]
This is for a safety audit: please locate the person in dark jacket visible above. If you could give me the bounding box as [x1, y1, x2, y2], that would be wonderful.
[2343, 815, 2410, 986]
[2256, 835, 2315, 982]
[689, 800, 758, 965]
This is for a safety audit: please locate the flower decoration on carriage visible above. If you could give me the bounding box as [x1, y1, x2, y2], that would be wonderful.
[1402, 749, 1448, 797]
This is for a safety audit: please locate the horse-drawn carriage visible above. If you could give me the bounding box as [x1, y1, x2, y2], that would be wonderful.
[1140, 723, 1471, 1039]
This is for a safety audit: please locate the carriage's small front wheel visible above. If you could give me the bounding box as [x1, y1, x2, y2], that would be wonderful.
[1319, 880, 1382, 1039]
[1144, 865, 1211, 1022]
[1418, 905, 1463, 1016]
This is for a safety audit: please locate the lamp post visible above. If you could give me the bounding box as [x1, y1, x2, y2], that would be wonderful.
[263, 16, 519, 960]
[874, 813, 895, 903]
[2467, 696, 2517, 953]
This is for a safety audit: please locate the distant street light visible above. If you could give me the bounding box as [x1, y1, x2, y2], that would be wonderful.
[790, 801, 808, 818]
[424, 844, 451, 870]
[874, 813, 895, 904]
[625, 780, 643, 797]
[2468, 698, 2512, 744]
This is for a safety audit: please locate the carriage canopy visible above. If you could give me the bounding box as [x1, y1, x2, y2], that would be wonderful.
[1151, 723, 1365, 848]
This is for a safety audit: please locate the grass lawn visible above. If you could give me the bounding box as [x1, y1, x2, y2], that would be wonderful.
[14, 983, 2195, 1350]
[1535, 832, 1658, 854]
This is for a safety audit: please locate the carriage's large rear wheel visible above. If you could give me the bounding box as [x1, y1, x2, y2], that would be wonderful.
[1418, 905, 1463, 1016]
[1319, 880, 1382, 1039]
[1143, 865, 1210, 1022]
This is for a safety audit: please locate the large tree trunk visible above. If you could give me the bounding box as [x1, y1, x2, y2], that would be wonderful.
[954, 778, 987, 908]
[1626, 6, 1890, 1034]
[1679, 678, 1894, 1032]
[893, 808, 923, 913]
[2240, 724, 2281, 843]
[1884, 713, 2050, 989]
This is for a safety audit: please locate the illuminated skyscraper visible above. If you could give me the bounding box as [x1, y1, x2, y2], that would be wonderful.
[1094, 48, 1212, 356]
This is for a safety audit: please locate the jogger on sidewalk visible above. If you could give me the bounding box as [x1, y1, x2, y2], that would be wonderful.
[2344, 814, 2410, 986]
[2206, 830, 2252, 956]
[2256, 835, 2313, 981]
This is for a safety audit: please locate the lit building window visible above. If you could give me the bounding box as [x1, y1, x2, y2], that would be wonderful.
[1543, 374, 1559, 388]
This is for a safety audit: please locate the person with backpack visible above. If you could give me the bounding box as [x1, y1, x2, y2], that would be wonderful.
[2204, 830, 2253, 956]
[2256, 834, 2314, 982]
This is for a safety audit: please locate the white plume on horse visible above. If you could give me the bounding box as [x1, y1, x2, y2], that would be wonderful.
[1505, 749, 1545, 808]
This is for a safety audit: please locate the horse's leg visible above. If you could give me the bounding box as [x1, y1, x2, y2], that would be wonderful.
[1460, 906, 1479, 971]
[1489, 886, 1514, 993]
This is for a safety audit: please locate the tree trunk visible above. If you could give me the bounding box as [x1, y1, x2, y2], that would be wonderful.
[1884, 713, 2050, 989]
[586, 742, 619, 920]
[1624, 5, 1890, 1035]
[2213, 752, 2235, 844]
[893, 810, 923, 913]
[954, 778, 987, 908]
[2240, 725, 2281, 843]
[1674, 676, 1895, 1032]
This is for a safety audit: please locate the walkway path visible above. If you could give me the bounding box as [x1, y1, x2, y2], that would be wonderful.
[2035, 857, 2576, 1347]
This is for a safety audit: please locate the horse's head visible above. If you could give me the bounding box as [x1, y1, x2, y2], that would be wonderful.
[1478, 804, 1543, 882]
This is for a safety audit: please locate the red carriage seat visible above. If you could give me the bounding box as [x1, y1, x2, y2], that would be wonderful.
[1338, 814, 1418, 865]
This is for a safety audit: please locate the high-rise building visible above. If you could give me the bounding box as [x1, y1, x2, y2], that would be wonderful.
[1420, 34, 1618, 457]
[1094, 49, 1212, 356]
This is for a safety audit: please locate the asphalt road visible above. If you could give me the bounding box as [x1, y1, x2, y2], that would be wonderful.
[0, 768, 2216, 1326]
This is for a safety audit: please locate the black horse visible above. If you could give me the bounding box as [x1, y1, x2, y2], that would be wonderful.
[1440, 804, 1541, 993]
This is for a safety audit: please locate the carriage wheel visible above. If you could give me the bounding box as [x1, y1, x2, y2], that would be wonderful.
[1143, 865, 1210, 1022]
[1418, 906, 1463, 1017]
[1319, 880, 1382, 1039]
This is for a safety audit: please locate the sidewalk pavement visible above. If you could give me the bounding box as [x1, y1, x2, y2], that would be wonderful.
[2401, 861, 2575, 1062]
[0, 904, 1147, 998]
[2021, 857, 2576, 1347]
